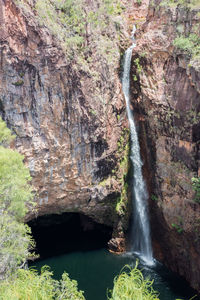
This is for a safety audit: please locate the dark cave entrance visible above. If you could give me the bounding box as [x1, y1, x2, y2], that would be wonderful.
[28, 212, 112, 260]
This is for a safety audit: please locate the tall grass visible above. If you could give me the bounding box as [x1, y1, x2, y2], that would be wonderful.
[107, 263, 159, 300]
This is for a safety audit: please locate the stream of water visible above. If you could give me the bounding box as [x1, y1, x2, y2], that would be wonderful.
[122, 25, 153, 265]
[29, 25, 196, 300]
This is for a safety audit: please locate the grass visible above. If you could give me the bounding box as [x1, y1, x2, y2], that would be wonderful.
[107, 263, 159, 300]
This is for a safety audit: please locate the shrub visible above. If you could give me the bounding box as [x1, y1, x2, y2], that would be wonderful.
[0, 117, 84, 298]
[0, 117, 34, 220]
[0, 213, 35, 279]
[173, 34, 200, 60]
[0, 145, 33, 220]
[0, 267, 85, 300]
[15, 0, 123, 69]
[192, 177, 200, 203]
[171, 222, 183, 233]
[137, 0, 142, 5]
[0, 118, 14, 146]
[107, 264, 159, 300]
[160, 0, 200, 9]
[0, 117, 35, 278]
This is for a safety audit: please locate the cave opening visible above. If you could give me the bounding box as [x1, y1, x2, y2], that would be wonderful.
[28, 212, 113, 260]
[28, 214, 196, 300]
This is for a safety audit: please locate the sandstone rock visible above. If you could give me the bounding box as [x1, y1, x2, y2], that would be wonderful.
[130, 0, 200, 291]
[0, 0, 131, 248]
[108, 237, 126, 253]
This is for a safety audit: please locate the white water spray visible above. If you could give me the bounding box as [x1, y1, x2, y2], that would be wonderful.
[122, 25, 154, 266]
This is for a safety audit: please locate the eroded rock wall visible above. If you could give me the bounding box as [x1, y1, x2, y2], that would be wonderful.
[2, 0, 200, 290]
[130, 0, 200, 291]
[0, 0, 131, 244]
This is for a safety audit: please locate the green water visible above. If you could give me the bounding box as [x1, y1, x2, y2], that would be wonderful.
[30, 249, 195, 300]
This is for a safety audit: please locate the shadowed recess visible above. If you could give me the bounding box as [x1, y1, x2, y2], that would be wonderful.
[28, 212, 112, 260]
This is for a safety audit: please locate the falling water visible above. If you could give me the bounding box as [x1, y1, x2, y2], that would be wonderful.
[122, 25, 154, 265]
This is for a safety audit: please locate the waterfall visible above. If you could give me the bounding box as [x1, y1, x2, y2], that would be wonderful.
[122, 25, 154, 266]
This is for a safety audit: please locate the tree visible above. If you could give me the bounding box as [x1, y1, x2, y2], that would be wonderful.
[0, 117, 85, 299]
[0, 117, 35, 278]
[0, 146, 34, 220]
[0, 117, 34, 221]
[0, 213, 35, 279]
[0, 267, 85, 299]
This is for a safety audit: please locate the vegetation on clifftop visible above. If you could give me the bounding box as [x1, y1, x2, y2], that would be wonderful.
[15, 0, 125, 69]
[160, 0, 200, 9]
[173, 33, 200, 61]
[157, 0, 200, 61]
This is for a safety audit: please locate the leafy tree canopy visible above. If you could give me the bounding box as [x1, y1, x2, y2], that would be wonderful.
[0, 117, 35, 279]
[0, 145, 33, 220]
[0, 267, 85, 300]
[0, 213, 35, 279]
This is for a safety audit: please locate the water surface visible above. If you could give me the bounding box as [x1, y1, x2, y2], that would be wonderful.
[30, 249, 195, 300]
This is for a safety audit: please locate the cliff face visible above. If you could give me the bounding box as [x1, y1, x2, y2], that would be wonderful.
[131, 0, 200, 291]
[1, 0, 200, 292]
[0, 0, 131, 248]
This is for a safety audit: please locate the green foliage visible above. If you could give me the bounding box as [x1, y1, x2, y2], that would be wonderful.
[171, 223, 183, 234]
[151, 194, 158, 202]
[185, 110, 200, 125]
[0, 213, 36, 278]
[0, 267, 85, 300]
[115, 130, 130, 216]
[0, 117, 35, 279]
[90, 109, 97, 115]
[12, 80, 24, 86]
[192, 177, 200, 203]
[116, 182, 128, 215]
[0, 118, 14, 146]
[98, 129, 130, 217]
[132, 58, 142, 82]
[18, 0, 123, 65]
[133, 74, 138, 81]
[0, 119, 85, 299]
[0, 146, 33, 220]
[160, 0, 200, 9]
[0, 116, 33, 222]
[107, 263, 159, 300]
[134, 58, 142, 74]
[136, 0, 142, 5]
[173, 34, 200, 59]
[35, 0, 84, 50]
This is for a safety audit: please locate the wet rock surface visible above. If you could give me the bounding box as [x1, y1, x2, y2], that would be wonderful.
[1, 0, 200, 291]
[129, 0, 200, 291]
[0, 0, 131, 246]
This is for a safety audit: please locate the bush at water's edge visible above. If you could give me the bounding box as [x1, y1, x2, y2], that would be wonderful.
[107, 263, 159, 300]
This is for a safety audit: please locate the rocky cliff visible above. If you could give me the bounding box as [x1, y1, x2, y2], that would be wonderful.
[130, 0, 200, 291]
[1, 0, 200, 292]
[0, 0, 132, 249]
